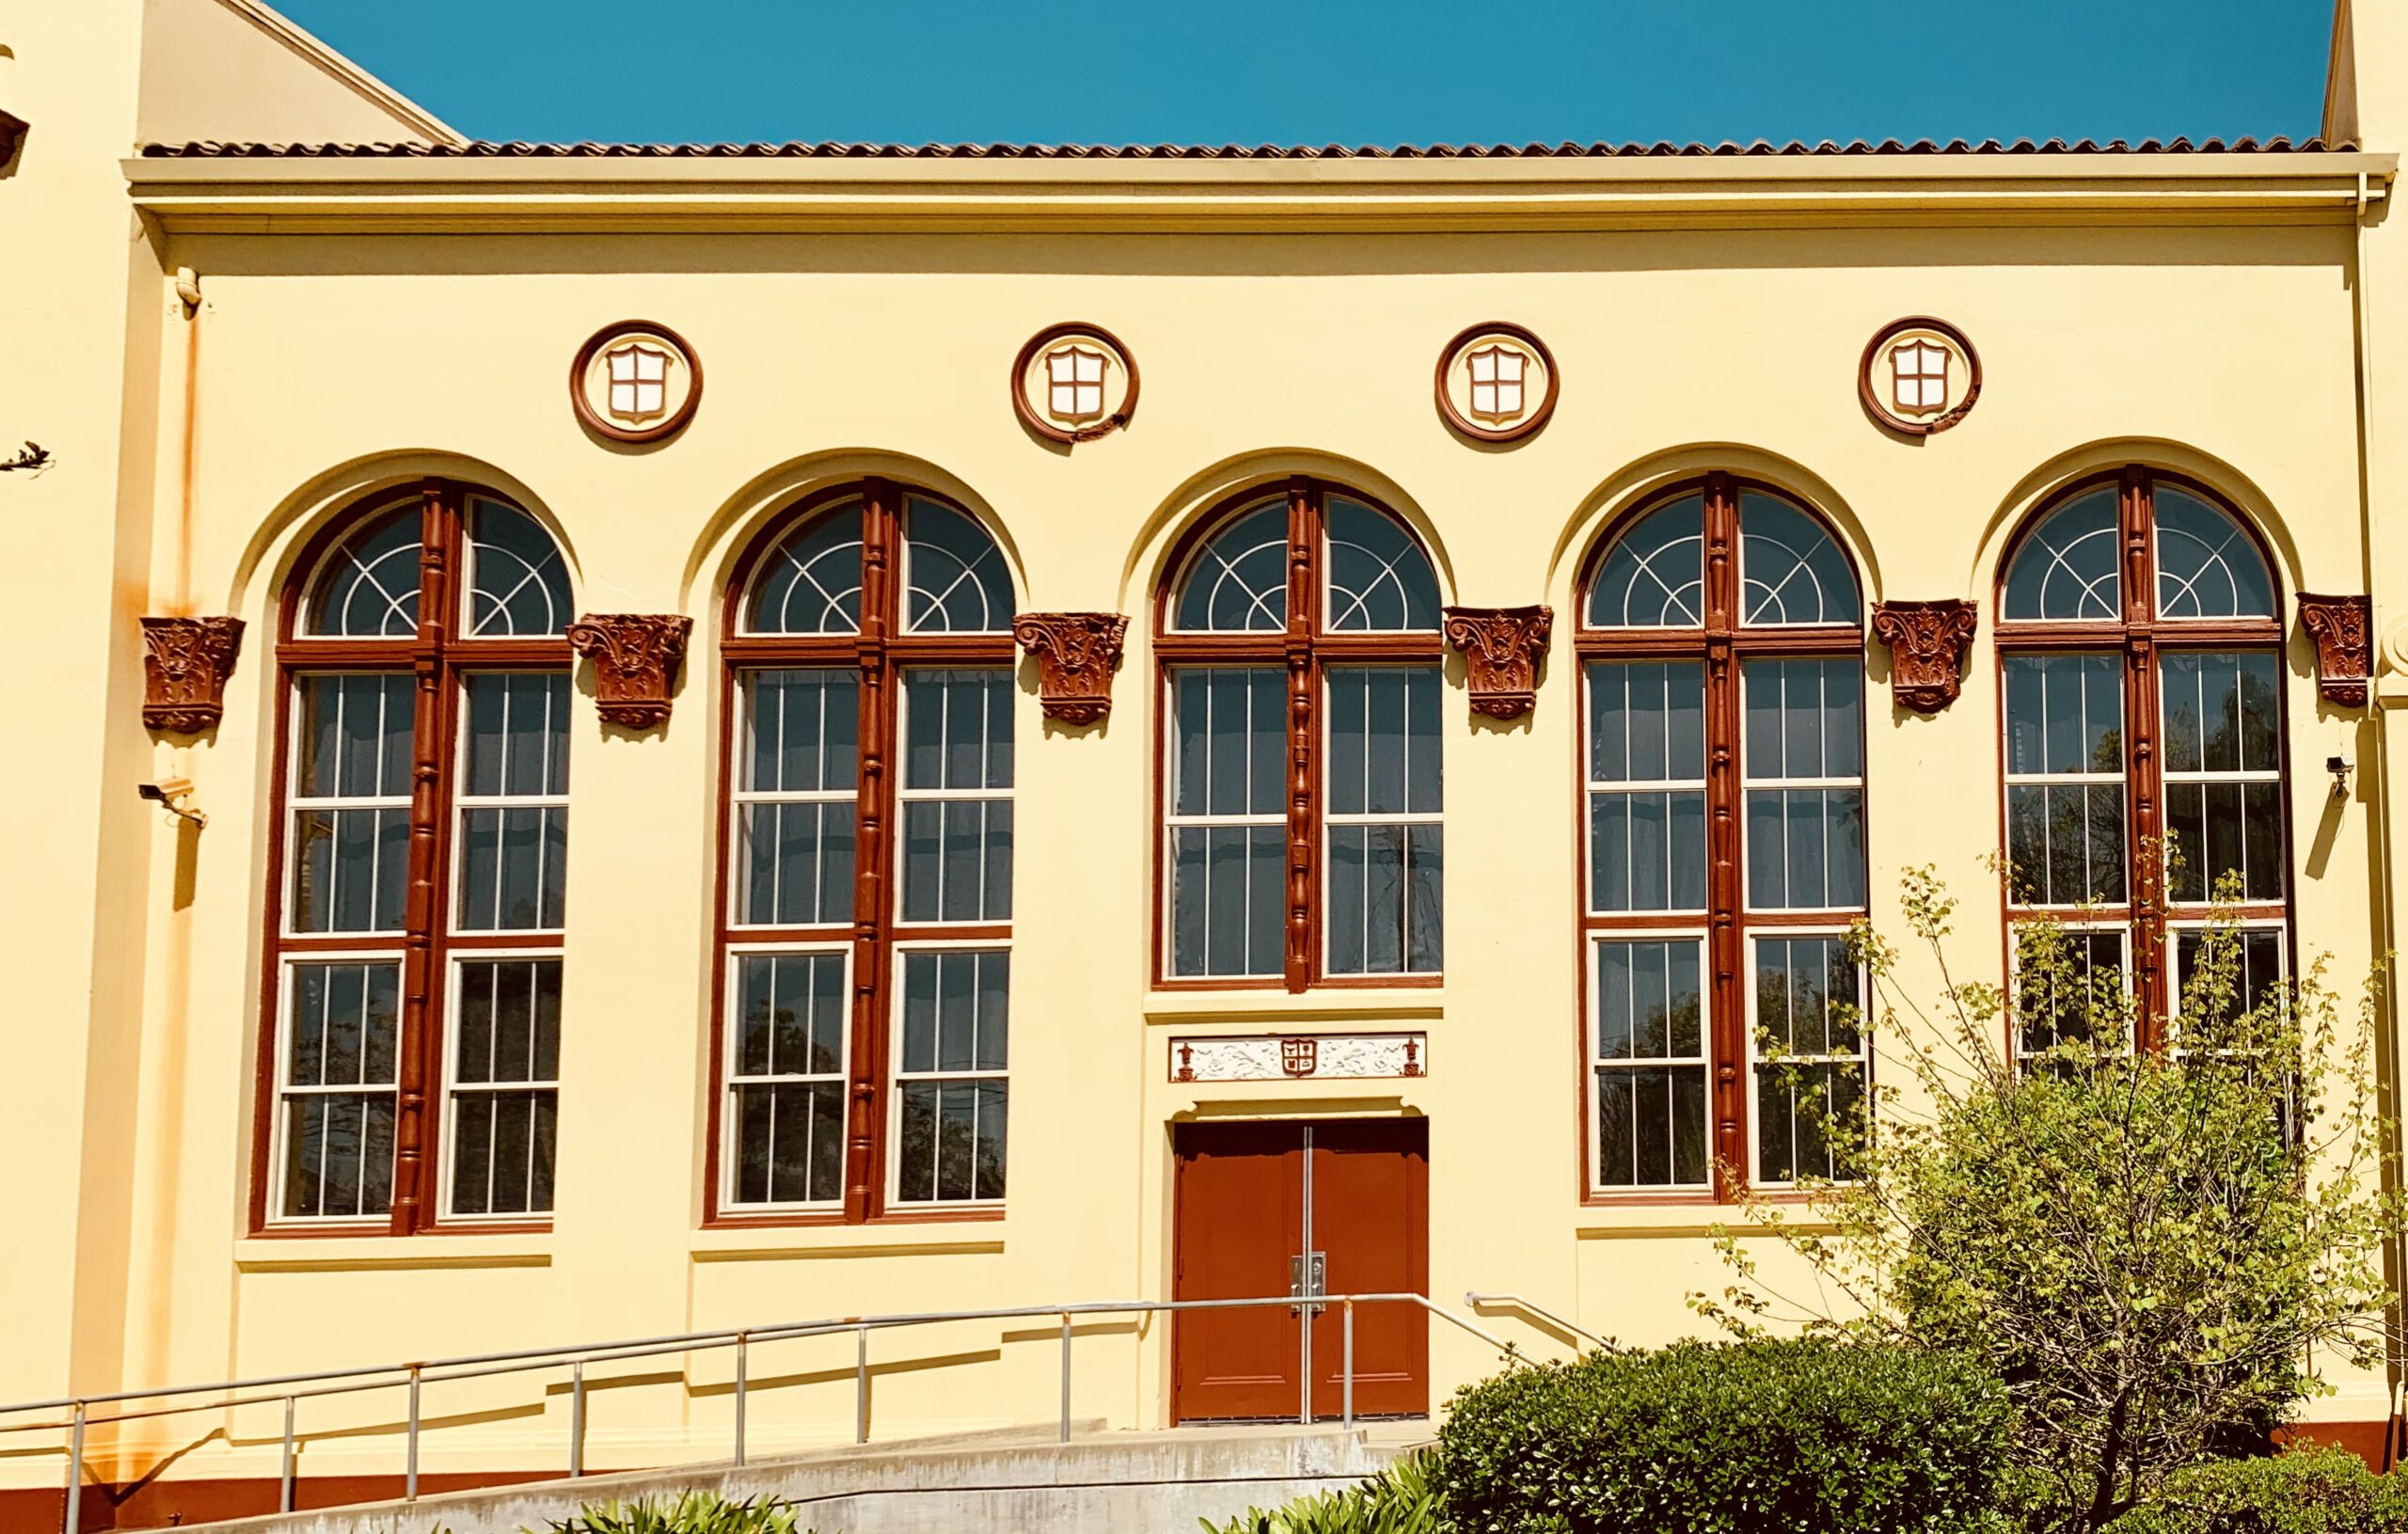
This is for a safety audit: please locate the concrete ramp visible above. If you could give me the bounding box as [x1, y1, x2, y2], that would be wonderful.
[176, 1423, 1410, 1534]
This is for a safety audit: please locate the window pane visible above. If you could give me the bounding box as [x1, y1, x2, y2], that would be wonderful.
[1173, 668, 1284, 816]
[1326, 824, 1444, 976]
[895, 949, 1008, 1205]
[291, 808, 409, 933]
[738, 802, 857, 925]
[1587, 497, 1704, 628]
[1171, 826, 1285, 977]
[297, 674, 413, 799]
[901, 799, 1014, 923]
[1324, 498, 1440, 632]
[2002, 490, 2120, 621]
[449, 1090, 556, 1217]
[465, 499, 571, 638]
[2013, 925, 2128, 1059]
[459, 807, 568, 930]
[748, 503, 865, 635]
[2004, 655, 2122, 777]
[743, 671, 859, 794]
[903, 498, 1012, 634]
[1592, 939, 1707, 1189]
[1745, 788, 1865, 910]
[280, 960, 401, 1220]
[306, 505, 421, 637]
[1739, 496, 1859, 625]
[2006, 783, 2128, 906]
[2154, 490, 2274, 620]
[729, 951, 848, 1208]
[1752, 936, 1864, 1184]
[464, 673, 569, 798]
[452, 958, 562, 1085]
[1588, 661, 1704, 784]
[1174, 502, 1289, 631]
[2174, 927, 2288, 1030]
[903, 669, 1013, 792]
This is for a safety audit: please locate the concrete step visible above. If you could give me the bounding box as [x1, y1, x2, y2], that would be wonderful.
[176, 1421, 1413, 1534]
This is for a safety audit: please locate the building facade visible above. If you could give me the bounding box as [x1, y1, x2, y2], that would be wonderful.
[5, 1, 2408, 1525]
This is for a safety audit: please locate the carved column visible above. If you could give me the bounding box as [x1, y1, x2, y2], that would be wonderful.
[566, 614, 693, 727]
[2298, 593, 2373, 707]
[140, 615, 245, 732]
[1441, 605, 1553, 720]
[1868, 599, 1979, 714]
[1012, 612, 1129, 724]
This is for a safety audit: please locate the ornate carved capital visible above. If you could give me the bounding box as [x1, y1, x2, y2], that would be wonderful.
[140, 616, 245, 733]
[1012, 611, 1129, 725]
[566, 613, 692, 728]
[1442, 605, 1553, 720]
[1870, 599, 1980, 714]
[2298, 593, 2373, 707]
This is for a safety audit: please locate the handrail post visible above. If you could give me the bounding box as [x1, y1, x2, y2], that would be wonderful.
[1058, 1314, 1072, 1445]
[404, 1366, 421, 1501]
[1341, 1302, 1355, 1429]
[854, 1327, 869, 1447]
[1298, 1305, 1311, 1426]
[568, 1361, 585, 1479]
[733, 1333, 748, 1467]
[279, 1396, 296, 1511]
[62, 1400, 84, 1534]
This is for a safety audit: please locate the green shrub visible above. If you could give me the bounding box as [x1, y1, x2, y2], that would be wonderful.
[1203, 1450, 1448, 1533]
[2104, 1449, 2408, 1534]
[540, 1491, 820, 1534]
[1427, 1338, 2011, 1534]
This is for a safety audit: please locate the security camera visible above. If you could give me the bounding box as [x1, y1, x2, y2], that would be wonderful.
[137, 778, 206, 828]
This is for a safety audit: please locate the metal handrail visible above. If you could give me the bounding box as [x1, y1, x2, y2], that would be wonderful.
[12, 1290, 1531, 1534]
[1463, 1291, 1612, 1352]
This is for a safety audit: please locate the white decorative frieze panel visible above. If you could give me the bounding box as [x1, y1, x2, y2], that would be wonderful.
[1169, 1033, 1428, 1083]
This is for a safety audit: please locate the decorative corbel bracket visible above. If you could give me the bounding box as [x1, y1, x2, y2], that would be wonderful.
[1870, 599, 1980, 714]
[1013, 611, 1130, 725]
[2298, 593, 2373, 707]
[566, 613, 693, 728]
[1441, 605, 1553, 720]
[141, 615, 245, 733]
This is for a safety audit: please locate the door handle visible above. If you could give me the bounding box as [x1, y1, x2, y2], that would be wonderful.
[1290, 1251, 1326, 1316]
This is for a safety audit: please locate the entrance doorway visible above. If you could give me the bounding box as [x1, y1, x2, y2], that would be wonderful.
[1170, 1118, 1429, 1422]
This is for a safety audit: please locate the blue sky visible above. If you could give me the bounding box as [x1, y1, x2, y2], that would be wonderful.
[274, 1, 2338, 149]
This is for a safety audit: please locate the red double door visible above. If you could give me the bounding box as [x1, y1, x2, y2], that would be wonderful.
[1171, 1119, 1429, 1422]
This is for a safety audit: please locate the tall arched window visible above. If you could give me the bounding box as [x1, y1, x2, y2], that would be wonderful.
[715, 480, 1017, 1223]
[259, 482, 575, 1233]
[1578, 474, 1866, 1199]
[1997, 470, 2289, 1054]
[1158, 480, 1445, 990]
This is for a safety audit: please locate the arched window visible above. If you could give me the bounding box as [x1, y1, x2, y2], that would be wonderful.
[261, 482, 574, 1232]
[1578, 474, 1866, 1199]
[1158, 480, 1445, 989]
[1997, 470, 2289, 1054]
[716, 481, 1016, 1222]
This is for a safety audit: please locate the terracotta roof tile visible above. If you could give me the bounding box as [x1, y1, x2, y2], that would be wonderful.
[137, 135, 2352, 160]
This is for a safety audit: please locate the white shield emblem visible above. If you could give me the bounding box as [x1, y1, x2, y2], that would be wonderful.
[1046, 345, 1108, 422]
[1890, 340, 1951, 415]
[1466, 344, 1527, 422]
[605, 342, 670, 421]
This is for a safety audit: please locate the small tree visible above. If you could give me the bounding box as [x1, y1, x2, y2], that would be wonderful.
[1694, 862, 2400, 1532]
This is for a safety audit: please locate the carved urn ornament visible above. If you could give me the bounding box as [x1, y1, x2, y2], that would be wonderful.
[1013, 612, 1130, 725]
[140, 616, 245, 733]
[2298, 593, 2374, 707]
[1441, 605, 1553, 720]
[1870, 599, 1980, 714]
[566, 614, 693, 728]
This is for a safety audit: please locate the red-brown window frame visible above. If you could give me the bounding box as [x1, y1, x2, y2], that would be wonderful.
[706, 478, 1014, 1226]
[1992, 467, 2294, 1052]
[251, 479, 570, 1237]
[1152, 477, 1446, 994]
[1573, 472, 1867, 1206]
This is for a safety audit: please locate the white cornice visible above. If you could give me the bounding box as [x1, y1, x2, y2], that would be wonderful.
[122, 150, 2398, 234]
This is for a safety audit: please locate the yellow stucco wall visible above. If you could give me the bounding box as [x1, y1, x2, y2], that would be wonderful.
[5, 0, 2407, 1507]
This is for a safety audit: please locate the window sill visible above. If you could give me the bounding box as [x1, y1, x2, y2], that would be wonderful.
[690, 1223, 1006, 1262]
[235, 1232, 554, 1272]
[1576, 1203, 1838, 1240]
[1145, 988, 1444, 1025]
